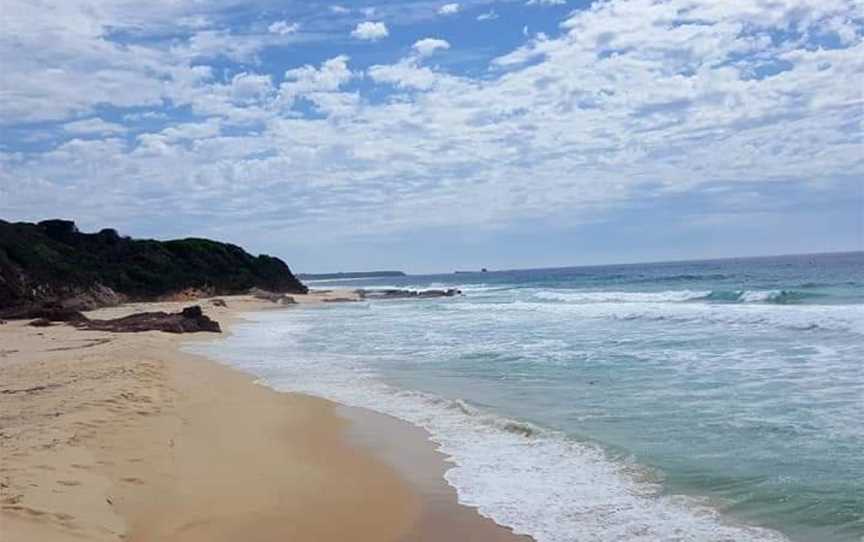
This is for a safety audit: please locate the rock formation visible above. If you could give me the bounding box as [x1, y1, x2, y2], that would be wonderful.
[356, 288, 462, 300]
[83, 306, 221, 333]
[14, 304, 221, 334]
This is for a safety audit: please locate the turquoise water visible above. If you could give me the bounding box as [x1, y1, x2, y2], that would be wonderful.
[198, 252, 863, 542]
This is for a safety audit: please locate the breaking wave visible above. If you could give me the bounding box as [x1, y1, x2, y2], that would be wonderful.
[534, 289, 821, 304]
[200, 327, 789, 542]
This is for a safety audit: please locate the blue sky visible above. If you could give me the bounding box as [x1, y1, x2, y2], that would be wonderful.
[1, 0, 862, 273]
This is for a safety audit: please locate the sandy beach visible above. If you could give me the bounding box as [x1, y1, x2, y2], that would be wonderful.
[0, 293, 527, 541]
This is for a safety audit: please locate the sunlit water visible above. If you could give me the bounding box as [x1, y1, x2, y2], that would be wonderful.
[193, 252, 864, 542]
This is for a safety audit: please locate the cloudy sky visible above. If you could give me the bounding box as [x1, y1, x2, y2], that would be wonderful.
[1, 0, 862, 273]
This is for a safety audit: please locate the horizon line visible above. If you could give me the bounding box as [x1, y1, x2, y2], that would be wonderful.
[298, 249, 863, 277]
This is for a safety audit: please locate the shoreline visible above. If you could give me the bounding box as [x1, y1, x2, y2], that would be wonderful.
[0, 292, 529, 541]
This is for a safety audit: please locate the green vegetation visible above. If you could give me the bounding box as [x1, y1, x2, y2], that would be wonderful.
[0, 219, 307, 308]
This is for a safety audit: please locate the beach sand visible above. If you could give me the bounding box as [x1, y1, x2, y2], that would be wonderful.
[0, 293, 529, 541]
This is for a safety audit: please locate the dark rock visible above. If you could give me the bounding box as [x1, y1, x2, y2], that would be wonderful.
[250, 288, 297, 305]
[211, 298, 228, 307]
[356, 288, 462, 300]
[417, 289, 462, 298]
[321, 297, 359, 303]
[0, 303, 87, 323]
[28, 318, 53, 327]
[180, 305, 204, 318]
[60, 284, 124, 311]
[83, 305, 221, 334]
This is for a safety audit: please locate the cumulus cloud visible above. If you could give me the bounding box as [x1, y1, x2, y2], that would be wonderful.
[412, 38, 451, 57]
[279, 55, 355, 110]
[2, 0, 863, 248]
[63, 118, 128, 135]
[438, 3, 460, 15]
[477, 10, 498, 21]
[230, 72, 274, 103]
[330, 5, 350, 14]
[268, 20, 299, 35]
[368, 59, 444, 90]
[351, 21, 389, 41]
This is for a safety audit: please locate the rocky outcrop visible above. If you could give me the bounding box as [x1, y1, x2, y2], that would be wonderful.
[15, 304, 221, 333]
[83, 306, 220, 333]
[250, 288, 297, 305]
[0, 303, 88, 323]
[356, 288, 462, 300]
[0, 219, 307, 311]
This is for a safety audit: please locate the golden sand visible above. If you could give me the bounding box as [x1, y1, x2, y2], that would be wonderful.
[0, 293, 528, 541]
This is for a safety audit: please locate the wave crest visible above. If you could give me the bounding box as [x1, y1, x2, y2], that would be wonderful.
[535, 289, 820, 305]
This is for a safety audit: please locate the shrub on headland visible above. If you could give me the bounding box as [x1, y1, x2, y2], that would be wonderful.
[0, 219, 307, 310]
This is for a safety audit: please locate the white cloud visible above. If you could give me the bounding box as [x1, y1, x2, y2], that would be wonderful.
[156, 118, 222, 143]
[368, 59, 444, 90]
[330, 5, 350, 14]
[172, 29, 268, 62]
[63, 118, 128, 135]
[527, 0, 566, 5]
[351, 21, 389, 41]
[438, 3, 460, 15]
[477, 10, 498, 21]
[230, 72, 274, 103]
[268, 20, 299, 35]
[2, 0, 863, 248]
[280, 55, 355, 109]
[413, 38, 451, 57]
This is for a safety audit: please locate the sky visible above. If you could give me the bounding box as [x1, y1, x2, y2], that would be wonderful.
[1, 0, 862, 273]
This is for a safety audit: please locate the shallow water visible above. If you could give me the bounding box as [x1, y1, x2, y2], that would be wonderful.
[195, 252, 864, 542]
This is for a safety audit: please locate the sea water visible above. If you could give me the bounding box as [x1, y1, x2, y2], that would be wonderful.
[193, 252, 863, 542]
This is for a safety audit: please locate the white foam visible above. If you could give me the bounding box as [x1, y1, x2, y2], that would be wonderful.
[534, 290, 712, 303]
[192, 314, 790, 542]
[453, 298, 864, 335]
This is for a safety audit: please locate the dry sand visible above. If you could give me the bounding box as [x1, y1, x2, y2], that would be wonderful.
[0, 292, 529, 541]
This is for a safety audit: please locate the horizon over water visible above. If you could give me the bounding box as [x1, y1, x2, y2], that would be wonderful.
[302, 250, 862, 279]
[194, 251, 863, 542]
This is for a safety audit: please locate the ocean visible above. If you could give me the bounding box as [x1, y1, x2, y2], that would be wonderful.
[193, 252, 863, 542]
